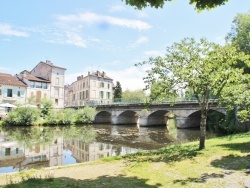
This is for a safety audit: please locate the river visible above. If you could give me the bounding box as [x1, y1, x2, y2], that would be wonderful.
[0, 122, 204, 174]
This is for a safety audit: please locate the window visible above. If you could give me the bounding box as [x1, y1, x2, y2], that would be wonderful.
[108, 84, 110, 89]
[83, 82, 85, 88]
[55, 99, 58, 105]
[36, 82, 42, 88]
[86, 90, 89, 98]
[100, 82, 104, 88]
[17, 91, 21, 97]
[30, 81, 35, 88]
[0, 89, 2, 95]
[73, 94, 75, 101]
[43, 83, 48, 89]
[107, 92, 110, 99]
[7, 89, 12, 97]
[55, 88, 59, 97]
[83, 91, 85, 99]
[5, 148, 10, 156]
[56, 78, 59, 85]
[100, 91, 104, 99]
[16, 148, 19, 154]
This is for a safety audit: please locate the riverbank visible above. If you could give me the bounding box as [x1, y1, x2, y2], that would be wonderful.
[0, 132, 249, 188]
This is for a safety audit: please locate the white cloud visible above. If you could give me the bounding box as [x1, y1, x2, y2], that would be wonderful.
[65, 66, 148, 91]
[109, 5, 126, 12]
[56, 12, 152, 30]
[128, 36, 149, 49]
[42, 27, 87, 47]
[65, 31, 86, 47]
[0, 24, 28, 37]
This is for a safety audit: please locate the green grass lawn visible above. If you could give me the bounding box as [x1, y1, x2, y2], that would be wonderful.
[1, 132, 250, 188]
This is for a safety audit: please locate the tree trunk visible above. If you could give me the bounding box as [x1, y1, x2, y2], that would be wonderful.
[199, 109, 207, 150]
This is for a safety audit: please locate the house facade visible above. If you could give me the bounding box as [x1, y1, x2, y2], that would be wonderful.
[17, 70, 51, 106]
[65, 71, 113, 107]
[17, 61, 66, 109]
[0, 73, 27, 105]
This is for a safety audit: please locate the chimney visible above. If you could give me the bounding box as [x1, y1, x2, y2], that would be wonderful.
[102, 71, 106, 77]
[88, 71, 90, 75]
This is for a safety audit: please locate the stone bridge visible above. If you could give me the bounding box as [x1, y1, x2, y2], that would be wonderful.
[94, 101, 226, 128]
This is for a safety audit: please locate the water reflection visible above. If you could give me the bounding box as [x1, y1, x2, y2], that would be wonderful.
[0, 124, 203, 174]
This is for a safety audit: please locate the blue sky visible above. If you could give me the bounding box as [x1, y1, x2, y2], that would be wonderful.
[0, 0, 249, 90]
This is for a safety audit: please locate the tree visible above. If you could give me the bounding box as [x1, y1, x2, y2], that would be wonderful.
[227, 11, 250, 54]
[122, 0, 229, 11]
[40, 99, 53, 117]
[136, 38, 249, 150]
[226, 11, 250, 73]
[149, 81, 170, 101]
[114, 81, 122, 102]
[122, 89, 148, 102]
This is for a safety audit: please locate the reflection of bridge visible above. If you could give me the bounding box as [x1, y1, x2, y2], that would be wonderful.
[94, 101, 226, 128]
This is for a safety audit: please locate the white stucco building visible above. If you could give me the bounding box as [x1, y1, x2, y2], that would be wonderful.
[0, 73, 27, 105]
[17, 61, 66, 109]
[65, 71, 113, 107]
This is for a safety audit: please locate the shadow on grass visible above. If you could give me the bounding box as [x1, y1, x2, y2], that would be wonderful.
[3, 174, 161, 188]
[216, 142, 250, 153]
[211, 154, 250, 170]
[124, 144, 200, 163]
[173, 172, 227, 186]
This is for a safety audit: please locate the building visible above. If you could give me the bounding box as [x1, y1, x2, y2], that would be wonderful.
[65, 71, 113, 107]
[0, 73, 27, 105]
[16, 70, 51, 106]
[17, 61, 66, 109]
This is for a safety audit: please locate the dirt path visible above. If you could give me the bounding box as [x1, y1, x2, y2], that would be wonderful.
[0, 160, 127, 186]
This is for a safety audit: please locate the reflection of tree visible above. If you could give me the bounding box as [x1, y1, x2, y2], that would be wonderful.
[62, 125, 96, 143]
[4, 126, 58, 147]
[4, 125, 96, 146]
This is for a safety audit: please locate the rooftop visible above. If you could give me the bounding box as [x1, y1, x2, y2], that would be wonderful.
[0, 73, 27, 87]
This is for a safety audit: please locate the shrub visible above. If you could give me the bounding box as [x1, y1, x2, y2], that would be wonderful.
[5, 107, 40, 126]
[58, 108, 76, 125]
[76, 106, 96, 124]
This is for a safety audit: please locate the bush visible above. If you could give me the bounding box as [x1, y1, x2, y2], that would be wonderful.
[6, 107, 40, 126]
[44, 108, 76, 125]
[76, 106, 96, 124]
[58, 108, 76, 125]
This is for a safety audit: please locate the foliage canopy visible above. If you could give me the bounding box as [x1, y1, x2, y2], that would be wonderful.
[122, 0, 229, 11]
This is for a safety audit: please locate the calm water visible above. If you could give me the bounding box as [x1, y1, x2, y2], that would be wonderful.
[0, 123, 203, 174]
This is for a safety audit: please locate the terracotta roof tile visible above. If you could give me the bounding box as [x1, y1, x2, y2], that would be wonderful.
[0, 73, 27, 87]
[19, 73, 51, 83]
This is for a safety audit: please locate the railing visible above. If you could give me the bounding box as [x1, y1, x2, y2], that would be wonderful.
[65, 97, 218, 108]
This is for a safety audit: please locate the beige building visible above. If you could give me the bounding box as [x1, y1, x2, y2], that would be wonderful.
[0, 73, 27, 105]
[65, 71, 113, 107]
[17, 61, 66, 109]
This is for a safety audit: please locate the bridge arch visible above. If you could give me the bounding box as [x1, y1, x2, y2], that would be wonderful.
[146, 110, 171, 126]
[185, 109, 226, 128]
[113, 110, 139, 125]
[94, 111, 112, 123]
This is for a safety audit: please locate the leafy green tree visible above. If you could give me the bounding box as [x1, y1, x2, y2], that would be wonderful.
[227, 11, 250, 54]
[136, 38, 249, 150]
[114, 81, 122, 102]
[122, 89, 147, 102]
[122, 0, 229, 11]
[76, 106, 96, 124]
[226, 11, 250, 73]
[150, 81, 171, 102]
[40, 99, 53, 117]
